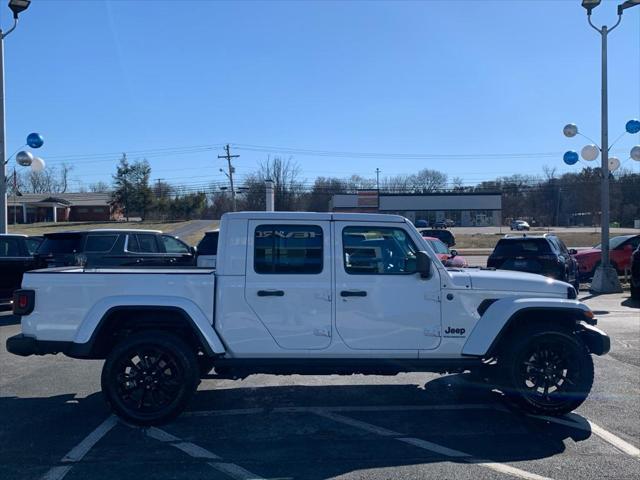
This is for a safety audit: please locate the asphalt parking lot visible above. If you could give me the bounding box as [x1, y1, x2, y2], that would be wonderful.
[1, 293, 638, 480]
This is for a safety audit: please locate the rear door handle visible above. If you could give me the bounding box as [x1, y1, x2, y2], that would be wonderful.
[257, 290, 285, 297]
[340, 290, 367, 297]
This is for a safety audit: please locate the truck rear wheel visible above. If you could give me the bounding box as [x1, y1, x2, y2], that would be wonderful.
[499, 324, 594, 416]
[101, 331, 199, 425]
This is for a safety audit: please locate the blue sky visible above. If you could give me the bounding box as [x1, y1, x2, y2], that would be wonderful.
[3, 0, 639, 191]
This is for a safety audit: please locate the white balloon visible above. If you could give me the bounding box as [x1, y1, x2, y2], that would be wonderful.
[16, 150, 34, 167]
[631, 145, 640, 162]
[563, 124, 578, 138]
[31, 156, 45, 172]
[581, 144, 599, 161]
[608, 157, 620, 172]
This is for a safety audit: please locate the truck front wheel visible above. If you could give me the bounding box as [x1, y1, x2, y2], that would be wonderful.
[499, 325, 594, 416]
[101, 331, 199, 425]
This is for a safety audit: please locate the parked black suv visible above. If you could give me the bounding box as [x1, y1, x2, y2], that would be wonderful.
[487, 234, 580, 289]
[35, 230, 195, 268]
[0, 234, 42, 308]
[631, 245, 640, 300]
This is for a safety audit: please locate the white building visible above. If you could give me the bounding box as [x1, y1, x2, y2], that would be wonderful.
[330, 191, 502, 227]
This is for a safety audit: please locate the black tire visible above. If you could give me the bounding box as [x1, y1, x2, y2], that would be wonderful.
[101, 331, 199, 425]
[498, 323, 594, 416]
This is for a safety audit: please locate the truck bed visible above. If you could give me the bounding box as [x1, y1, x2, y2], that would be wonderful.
[19, 267, 216, 343]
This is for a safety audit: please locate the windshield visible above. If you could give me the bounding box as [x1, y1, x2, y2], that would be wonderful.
[427, 239, 449, 255]
[595, 237, 629, 250]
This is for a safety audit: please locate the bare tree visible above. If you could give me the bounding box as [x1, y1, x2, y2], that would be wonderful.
[412, 168, 448, 192]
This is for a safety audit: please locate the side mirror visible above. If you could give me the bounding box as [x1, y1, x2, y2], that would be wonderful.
[190, 246, 197, 256]
[569, 248, 578, 255]
[450, 249, 458, 258]
[416, 251, 432, 278]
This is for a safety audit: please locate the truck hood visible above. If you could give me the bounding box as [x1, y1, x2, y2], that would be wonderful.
[448, 269, 570, 296]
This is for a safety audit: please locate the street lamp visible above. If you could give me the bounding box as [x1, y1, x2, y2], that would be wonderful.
[562, 0, 640, 294]
[0, 0, 31, 233]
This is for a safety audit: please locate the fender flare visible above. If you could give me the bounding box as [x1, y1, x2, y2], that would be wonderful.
[462, 297, 592, 357]
[70, 295, 226, 357]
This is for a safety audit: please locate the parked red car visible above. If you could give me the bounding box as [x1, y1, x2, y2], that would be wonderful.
[423, 236, 468, 268]
[573, 234, 640, 281]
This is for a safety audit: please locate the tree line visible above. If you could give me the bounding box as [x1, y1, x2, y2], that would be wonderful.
[9, 152, 640, 227]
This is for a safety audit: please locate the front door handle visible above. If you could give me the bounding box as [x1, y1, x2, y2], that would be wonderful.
[340, 290, 367, 297]
[257, 290, 285, 297]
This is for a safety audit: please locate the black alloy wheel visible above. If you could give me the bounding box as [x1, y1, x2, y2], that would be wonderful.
[101, 331, 199, 425]
[500, 325, 594, 415]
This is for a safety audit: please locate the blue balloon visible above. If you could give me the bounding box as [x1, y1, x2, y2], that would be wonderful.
[26, 132, 44, 149]
[626, 119, 640, 135]
[563, 151, 579, 165]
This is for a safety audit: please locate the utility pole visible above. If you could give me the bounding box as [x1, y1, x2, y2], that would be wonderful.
[375, 168, 380, 191]
[218, 144, 239, 212]
[0, 1, 33, 234]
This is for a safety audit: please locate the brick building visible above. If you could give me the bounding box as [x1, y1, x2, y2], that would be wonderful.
[7, 193, 120, 224]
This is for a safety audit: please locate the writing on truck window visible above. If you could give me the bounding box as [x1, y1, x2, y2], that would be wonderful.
[254, 225, 323, 274]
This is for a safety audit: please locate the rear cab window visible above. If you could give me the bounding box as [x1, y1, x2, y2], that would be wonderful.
[254, 225, 323, 274]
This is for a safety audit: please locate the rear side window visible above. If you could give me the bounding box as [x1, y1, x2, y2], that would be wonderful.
[128, 234, 160, 253]
[493, 239, 552, 256]
[84, 235, 118, 253]
[38, 235, 82, 254]
[197, 232, 219, 255]
[254, 225, 323, 274]
[0, 237, 22, 257]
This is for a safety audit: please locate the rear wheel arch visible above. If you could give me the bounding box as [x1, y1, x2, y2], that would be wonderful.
[81, 306, 214, 359]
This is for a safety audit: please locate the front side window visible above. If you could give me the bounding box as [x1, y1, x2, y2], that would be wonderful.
[162, 235, 191, 254]
[254, 225, 323, 274]
[343, 226, 418, 274]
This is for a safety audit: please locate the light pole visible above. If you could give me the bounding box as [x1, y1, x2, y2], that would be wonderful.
[0, 0, 31, 233]
[564, 0, 640, 293]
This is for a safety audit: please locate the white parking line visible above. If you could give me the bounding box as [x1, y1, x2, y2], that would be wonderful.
[39, 415, 118, 480]
[532, 414, 640, 458]
[209, 462, 266, 480]
[317, 411, 556, 480]
[145, 426, 265, 480]
[182, 403, 504, 417]
[315, 409, 403, 436]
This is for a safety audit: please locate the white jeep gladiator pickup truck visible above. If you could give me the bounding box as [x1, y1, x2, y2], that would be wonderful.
[7, 212, 610, 425]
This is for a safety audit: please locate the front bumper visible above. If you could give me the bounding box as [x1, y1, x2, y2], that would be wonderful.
[578, 323, 611, 356]
[6, 334, 72, 357]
